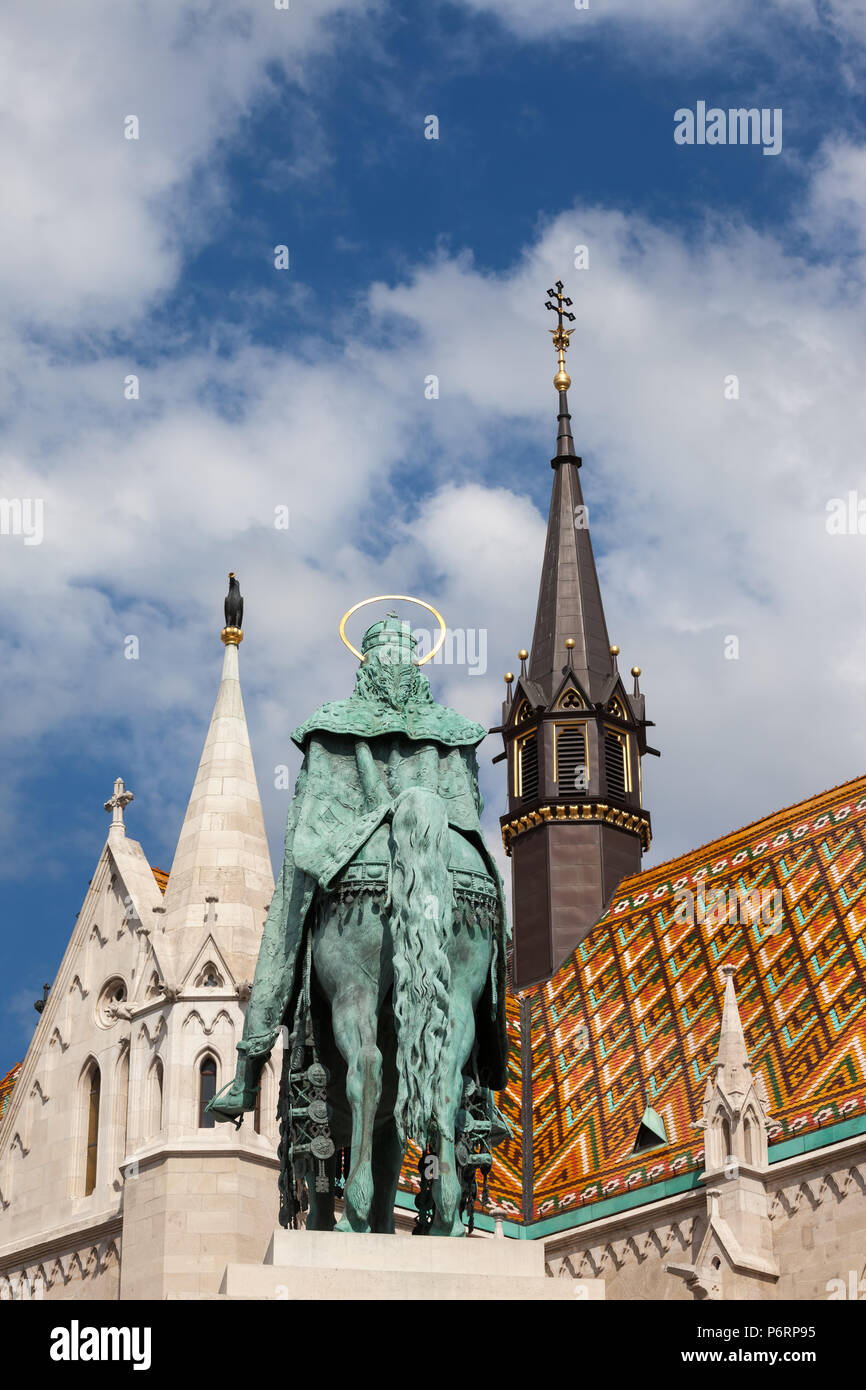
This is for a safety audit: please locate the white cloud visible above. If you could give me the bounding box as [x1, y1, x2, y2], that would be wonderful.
[320, 185, 866, 865]
[457, 0, 843, 46]
[0, 0, 375, 329]
[806, 139, 866, 252]
[2, 6, 866, 891]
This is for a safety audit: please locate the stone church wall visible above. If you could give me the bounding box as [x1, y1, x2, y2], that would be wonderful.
[769, 1137, 866, 1302]
[0, 1226, 121, 1301]
[544, 1134, 866, 1301]
[544, 1189, 705, 1300]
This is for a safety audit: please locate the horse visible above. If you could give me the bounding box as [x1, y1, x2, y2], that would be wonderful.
[282, 784, 502, 1237]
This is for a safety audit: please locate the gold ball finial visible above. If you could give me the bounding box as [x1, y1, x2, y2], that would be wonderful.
[518, 648, 529, 661]
[565, 638, 575, 650]
[504, 672, 514, 684]
[610, 644, 620, 656]
[228, 570, 235, 579]
[631, 665, 641, 678]
[554, 369, 572, 392]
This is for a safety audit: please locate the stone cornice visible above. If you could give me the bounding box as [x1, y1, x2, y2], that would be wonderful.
[543, 1184, 703, 1258]
[0, 1208, 122, 1270]
[123, 1137, 280, 1171]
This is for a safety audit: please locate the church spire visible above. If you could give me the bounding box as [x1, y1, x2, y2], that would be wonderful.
[699, 963, 772, 1175]
[547, 280, 578, 460]
[159, 574, 274, 985]
[667, 964, 778, 1296]
[528, 280, 612, 705]
[713, 962, 753, 1091]
[498, 285, 655, 988]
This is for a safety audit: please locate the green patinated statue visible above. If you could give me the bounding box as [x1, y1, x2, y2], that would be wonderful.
[208, 613, 509, 1237]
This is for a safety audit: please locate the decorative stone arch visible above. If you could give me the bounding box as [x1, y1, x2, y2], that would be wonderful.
[1, 1268, 32, 1301]
[0, 1129, 27, 1209]
[743, 1103, 763, 1166]
[195, 960, 225, 989]
[18, 1080, 45, 1155]
[146, 1055, 165, 1138]
[255, 1058, 276, 1136]
[707, 1110, 733, 1171]
[138, 1013, 167, 1050]
[209, 1009, 235, 1037]
[182, 1007, 235, 1038]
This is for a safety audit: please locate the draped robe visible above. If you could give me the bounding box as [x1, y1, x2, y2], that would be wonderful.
[228, 690, 509, 1100]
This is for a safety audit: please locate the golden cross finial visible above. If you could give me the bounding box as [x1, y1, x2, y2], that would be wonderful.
[545, 279, 575, 392]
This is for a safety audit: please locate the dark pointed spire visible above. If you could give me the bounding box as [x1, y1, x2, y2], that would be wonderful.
[529, 282, 612, 704]
[499, 285, 654, 988]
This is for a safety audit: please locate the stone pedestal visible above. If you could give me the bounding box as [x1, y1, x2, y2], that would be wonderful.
[217, 1227, 605, 1301]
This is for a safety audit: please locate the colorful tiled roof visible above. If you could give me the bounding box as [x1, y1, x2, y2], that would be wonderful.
[151, 866, 168, 894]
[0, 1063, 21, 1123]
[482, 772, 866, 1226]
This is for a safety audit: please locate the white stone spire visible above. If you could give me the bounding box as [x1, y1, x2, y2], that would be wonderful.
[667, 964, 778, 1297]
[705, 962, 755, 1112]
[159, 629, 274, 985]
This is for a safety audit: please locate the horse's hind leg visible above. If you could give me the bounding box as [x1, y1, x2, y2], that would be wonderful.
[370, 1116, 404, 1234]
[429, 1003, 476, 1237]
[430, 925, 493, 1237]
[328, 989, 382, 1233]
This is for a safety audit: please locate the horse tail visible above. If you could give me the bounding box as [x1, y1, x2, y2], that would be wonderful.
[389, 787, 452, 1146]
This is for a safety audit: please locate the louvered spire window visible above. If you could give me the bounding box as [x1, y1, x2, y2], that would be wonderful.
[556, 725, 588, 795]
[519, 731, 539, 802]
[604, 731, 628, 802]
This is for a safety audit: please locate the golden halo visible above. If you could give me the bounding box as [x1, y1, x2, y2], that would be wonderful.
[338, 594, 447, 666]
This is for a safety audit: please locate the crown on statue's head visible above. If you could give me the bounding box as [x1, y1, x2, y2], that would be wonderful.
[361, 614, 418, 663]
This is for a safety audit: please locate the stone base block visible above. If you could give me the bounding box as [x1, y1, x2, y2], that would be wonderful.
[217, 1228, 604, 1301]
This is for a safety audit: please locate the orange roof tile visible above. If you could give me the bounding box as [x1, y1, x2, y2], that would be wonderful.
[0, 1063, 21, 1122]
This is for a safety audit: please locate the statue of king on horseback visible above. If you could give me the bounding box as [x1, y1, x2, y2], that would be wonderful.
[208, 604, 509, 1237]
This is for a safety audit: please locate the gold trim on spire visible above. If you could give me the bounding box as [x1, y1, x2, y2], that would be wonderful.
[545, 279, 576, 392]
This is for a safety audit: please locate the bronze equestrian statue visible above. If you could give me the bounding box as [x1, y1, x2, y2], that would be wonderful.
[209, 610, 508, 1237]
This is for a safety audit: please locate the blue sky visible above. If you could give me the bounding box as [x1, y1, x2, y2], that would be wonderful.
[2, 0, 866, 1073]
